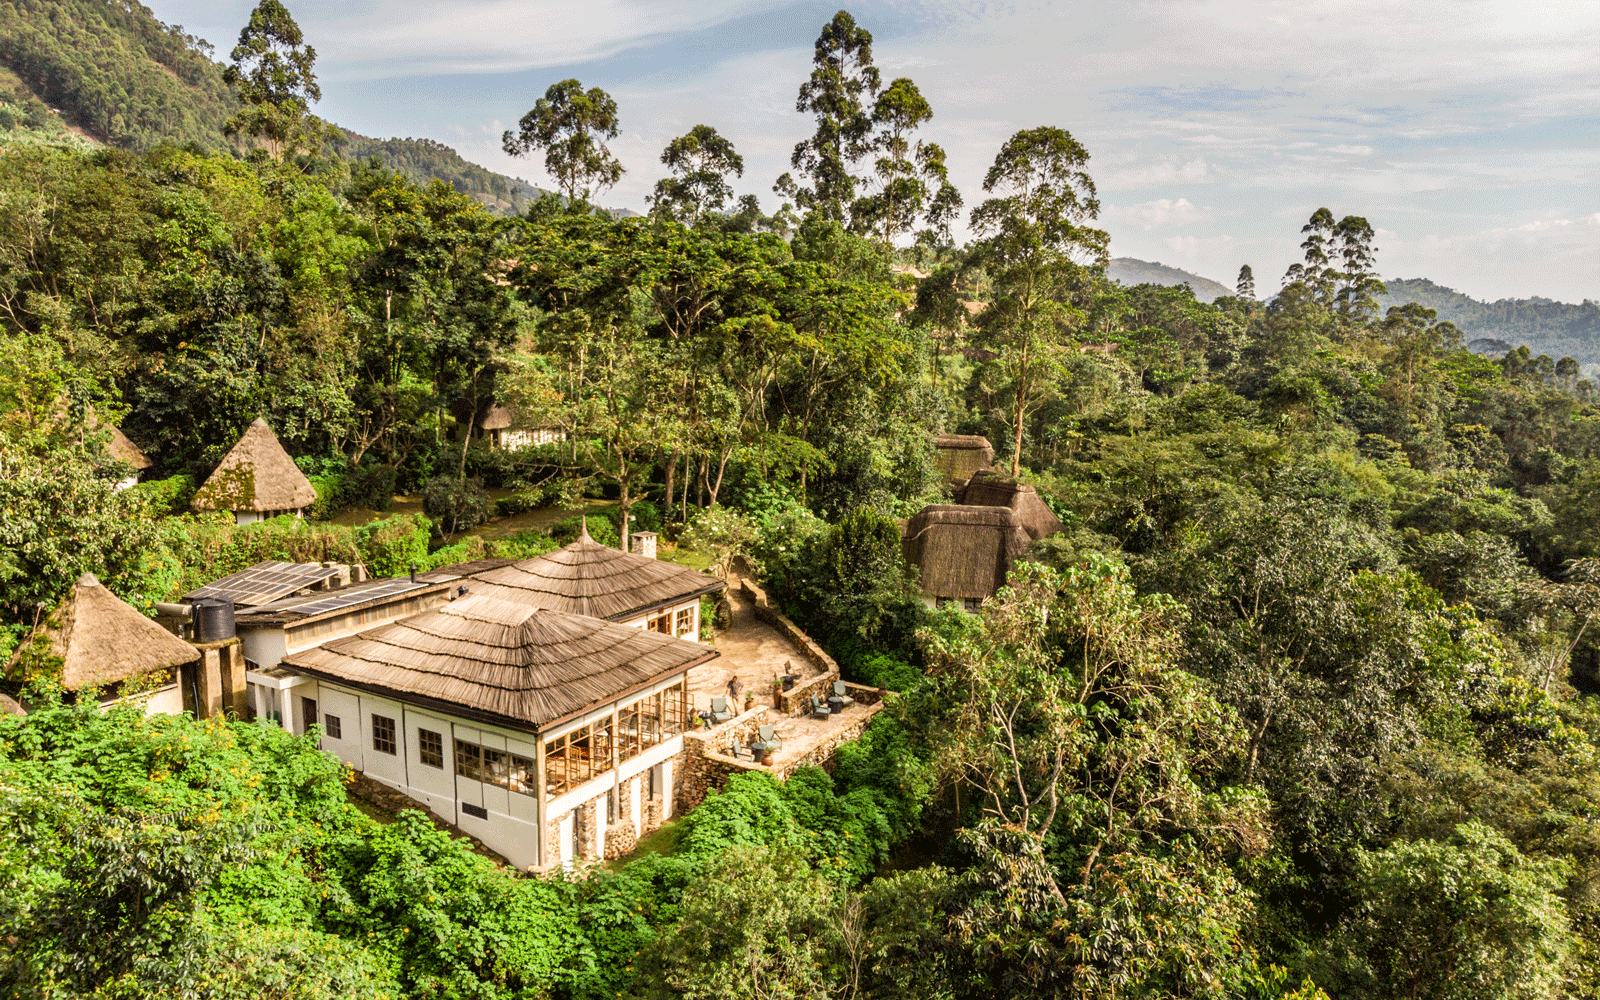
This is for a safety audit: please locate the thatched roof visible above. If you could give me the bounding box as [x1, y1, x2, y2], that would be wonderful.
[902, 505, 1032, 601]
[192, 418, 317, 513]
[958, 471, 1063, 541]
[8, 574, 198, 690]
[106, 426, 152, 470]
[283, 594, 717, 732]
[469, 527, 726, 621]
[934, 434, 993, 484]
[480, 403, 514, 430]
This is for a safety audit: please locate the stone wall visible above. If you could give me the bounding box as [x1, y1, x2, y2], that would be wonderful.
[679, 706, 769, 811]
[739, 579, 842, 715]
[772, 703, 885, 778]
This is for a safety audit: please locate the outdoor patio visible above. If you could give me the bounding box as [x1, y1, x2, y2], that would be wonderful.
[686, 584, 825, 719]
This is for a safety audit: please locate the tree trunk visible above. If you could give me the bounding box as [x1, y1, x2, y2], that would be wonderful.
[663, 449, 679, 521]
[680, 452, 690, 524]
[618, 476, 631, 553]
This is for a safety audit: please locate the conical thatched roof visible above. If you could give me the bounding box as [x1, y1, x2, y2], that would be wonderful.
[902, 505, 1033, 602]
[8, 573, 198, 691]
[958, 471, 1063, 541]
[469, 528, 726, 622]
[106, 426, 152, 470]
[192, 418, 316, 513]
[934, 434, 993, 484]
[283, 594, 717, 732]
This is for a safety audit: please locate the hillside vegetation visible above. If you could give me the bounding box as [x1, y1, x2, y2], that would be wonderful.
[1378, 277, 1600, 369]
[7, 4, 1600, 999]
[0, 0, 545, 210]
[1108, 256, 1235, 301]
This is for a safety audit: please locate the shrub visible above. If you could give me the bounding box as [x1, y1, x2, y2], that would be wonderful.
[129, 474, 196, 516]
[353, 514, 430, 578]
[421, 534, 489, 570]
[855, 652, 921, 692]
[422, 476, 493, 536]
[306, 472, 346, 519]
[550, 513, 619, 548]
[490, 530, 560, 561]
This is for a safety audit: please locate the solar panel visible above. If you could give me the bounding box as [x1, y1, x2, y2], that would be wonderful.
[184, 561, 343, 608]
[239, 577, 431, 620]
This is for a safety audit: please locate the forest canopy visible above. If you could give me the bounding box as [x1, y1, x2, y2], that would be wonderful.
[3, 3, 1600, 1000]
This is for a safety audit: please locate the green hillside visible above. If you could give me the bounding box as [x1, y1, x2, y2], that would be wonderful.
[0, 0, 234, 150]
[0, 0, 545, 212]
[1378, 277, 1600, 369]
[1107, 257, 1235, 302]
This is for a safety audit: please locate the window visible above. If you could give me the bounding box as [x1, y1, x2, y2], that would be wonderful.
[963, 597, 983, 612]
[544, 718, 619, 796]
[324, 714, 342, 739]
[607, 789, 616, 824]
[508, 753, 536, 796]
[301, 697, 318, 730]
[372, 714, 396, 755]
[455, 739, 482, 781]
[448, 736, 536, 797]
[483, 746, 508, 786]
[675, 606, 695, 638]
[647, 612, 671, 634]
[419, 729, 444, 768]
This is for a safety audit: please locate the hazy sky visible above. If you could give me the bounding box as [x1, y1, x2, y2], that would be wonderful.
[152, 0, 1600, 303]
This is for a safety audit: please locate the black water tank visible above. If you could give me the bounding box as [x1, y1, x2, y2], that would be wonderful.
[193, 598, 236, 643]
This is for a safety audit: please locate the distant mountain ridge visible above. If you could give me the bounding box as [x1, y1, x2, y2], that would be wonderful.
[1377, 278, 1600, 370]
[1108, 258, 1235, 302]
[0, 0, 546, 213]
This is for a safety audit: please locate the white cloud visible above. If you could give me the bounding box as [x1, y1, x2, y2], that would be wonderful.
[1105, 198, 1214, 230]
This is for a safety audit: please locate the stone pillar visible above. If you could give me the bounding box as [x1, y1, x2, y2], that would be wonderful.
[631, 531, 658, 559]
[187, 638, 245, 720]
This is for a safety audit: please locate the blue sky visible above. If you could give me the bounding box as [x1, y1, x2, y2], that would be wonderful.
[152, 1, 1600, 303]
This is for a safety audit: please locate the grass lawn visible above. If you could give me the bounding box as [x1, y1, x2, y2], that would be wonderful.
[609, 816, 687, 869]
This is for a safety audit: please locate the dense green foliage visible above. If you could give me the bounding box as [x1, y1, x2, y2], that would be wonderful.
[8, 3, 1600, 998]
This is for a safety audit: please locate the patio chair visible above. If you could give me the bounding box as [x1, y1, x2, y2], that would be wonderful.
[806, 694, 831, 720]
[709, 696, 733, 724]
[831, 680, 856, 708]
[755, 724, 781, 753]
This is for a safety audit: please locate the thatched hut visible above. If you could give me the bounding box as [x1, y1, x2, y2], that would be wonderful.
[470, 526, 725, 638]
[281, 593, 716, 869]
[901, 505, 1034, 610]
[957, 471, 1064, 541]
[191, 418, 317, 525]
[106, 426, 152, 488]
[934, 434, 994, 485]
[7, 573, 197, 712]
[456, 399, 562, 451]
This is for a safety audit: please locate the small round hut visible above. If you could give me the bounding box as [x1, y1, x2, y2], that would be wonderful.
[191, 418, 317, 525]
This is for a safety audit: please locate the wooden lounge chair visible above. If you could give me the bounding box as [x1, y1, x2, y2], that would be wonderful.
[709, 696, 733, 724]
[806, 694, 831, 720]
[831, 681, 856, 708]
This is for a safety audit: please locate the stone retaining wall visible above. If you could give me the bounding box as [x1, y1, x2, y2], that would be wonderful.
[772, 703, 885, 778]
[739, 578, 842, 714]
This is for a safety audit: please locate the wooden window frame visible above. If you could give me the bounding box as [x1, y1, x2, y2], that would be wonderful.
[371, 714, 396, 755]
[418, 728, 444, 768]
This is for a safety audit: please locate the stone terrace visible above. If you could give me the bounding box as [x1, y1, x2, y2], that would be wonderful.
[686, 583, 824, 718]
[676, 579, 891, 810]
